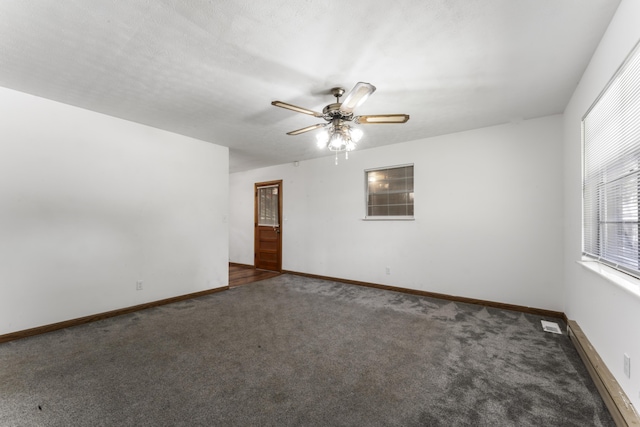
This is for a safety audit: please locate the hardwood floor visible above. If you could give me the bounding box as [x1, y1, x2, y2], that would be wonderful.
[229, 263, 280, 287]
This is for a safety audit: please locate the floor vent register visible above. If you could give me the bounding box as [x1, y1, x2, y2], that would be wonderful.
[541, 320, 563, 334]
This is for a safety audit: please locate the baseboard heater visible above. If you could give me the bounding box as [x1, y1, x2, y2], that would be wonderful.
[567, 320, 640, 427]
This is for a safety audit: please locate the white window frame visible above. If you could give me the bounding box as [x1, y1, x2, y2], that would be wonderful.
[364, 164, 414, 221]
[582, 38, 640, 281]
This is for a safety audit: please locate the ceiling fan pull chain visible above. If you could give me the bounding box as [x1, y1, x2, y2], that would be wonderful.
[335, 151, 338, 165]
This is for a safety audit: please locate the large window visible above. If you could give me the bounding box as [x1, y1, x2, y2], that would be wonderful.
[365, 164, 414, 218]
[583, 40, 640, 278]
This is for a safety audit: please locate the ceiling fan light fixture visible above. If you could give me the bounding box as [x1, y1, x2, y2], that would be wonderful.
[323, 124, 359, 153]
[316, 129, 330, 148]
[328, 132, 345, 151]
[350, 127, 363, 143]
[345, 140, 356, 151]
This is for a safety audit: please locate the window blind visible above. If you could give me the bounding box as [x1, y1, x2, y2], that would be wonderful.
[583, 39, 640, 278]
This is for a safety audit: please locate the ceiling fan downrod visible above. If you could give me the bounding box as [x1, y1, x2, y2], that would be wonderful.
[331, 87, 345, 103]
[323, 87, 349, 119]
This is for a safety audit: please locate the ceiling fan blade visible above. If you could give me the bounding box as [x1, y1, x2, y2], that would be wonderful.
[286, 123, 326, 135]
[339, 82, 376, 114]
[272, 101, 323, 117]
[354, 114, 410, 124]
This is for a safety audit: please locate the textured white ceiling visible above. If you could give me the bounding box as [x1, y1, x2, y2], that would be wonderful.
[0, 0, 620, 172]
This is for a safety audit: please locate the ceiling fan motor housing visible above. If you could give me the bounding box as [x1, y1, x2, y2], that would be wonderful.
[323, 103, 352, 121]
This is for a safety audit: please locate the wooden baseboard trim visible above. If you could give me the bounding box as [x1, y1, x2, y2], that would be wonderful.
[0, 286, 229, 344]
[567, 320, 639, 427]
[282, 270, 564, 319]
[229, 262, 254, 268]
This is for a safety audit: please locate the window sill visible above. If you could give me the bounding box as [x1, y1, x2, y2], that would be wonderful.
[577, 258, 640, 300]
[362, 216, 415, 221]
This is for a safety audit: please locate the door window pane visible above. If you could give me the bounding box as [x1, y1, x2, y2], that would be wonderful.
[258, 185, 279, 226]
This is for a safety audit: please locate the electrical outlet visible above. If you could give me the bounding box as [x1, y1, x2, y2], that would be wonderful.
[136, 280, 143, 291]
[385, 267, 391, 275]
[624, 353, 631, 378]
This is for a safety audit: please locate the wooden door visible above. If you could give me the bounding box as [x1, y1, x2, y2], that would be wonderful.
[254, 180, 282, 271]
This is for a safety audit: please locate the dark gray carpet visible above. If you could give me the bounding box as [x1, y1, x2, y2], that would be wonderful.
[0, 274, 614, 426]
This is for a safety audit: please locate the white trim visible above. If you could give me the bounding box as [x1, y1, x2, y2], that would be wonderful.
[577, 258, 640, 300]
[581, 37, 640, 120]
[364, 162, 415, 173]
[362, 216, 415, 221]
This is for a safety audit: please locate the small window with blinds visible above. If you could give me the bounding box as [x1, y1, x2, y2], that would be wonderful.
[365, 164, 414, 219]
[583, 39, 640, 278]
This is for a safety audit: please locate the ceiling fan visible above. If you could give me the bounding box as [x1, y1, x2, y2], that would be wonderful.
[271, 82, 409, 163]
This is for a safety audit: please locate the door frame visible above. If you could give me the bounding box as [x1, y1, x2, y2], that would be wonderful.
[254, 180, 283, 272]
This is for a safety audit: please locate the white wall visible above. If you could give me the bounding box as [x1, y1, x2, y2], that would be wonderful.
[563, 0, 640, 409]
[0, 87, 229, 335]
[230, 115, 564, 311]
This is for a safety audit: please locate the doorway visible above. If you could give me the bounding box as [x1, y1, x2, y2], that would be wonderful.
[254, 180, 282, 271]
